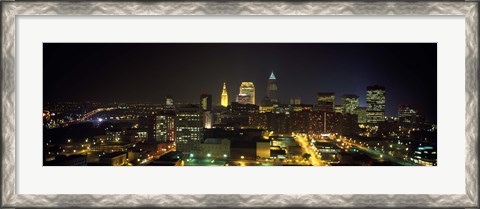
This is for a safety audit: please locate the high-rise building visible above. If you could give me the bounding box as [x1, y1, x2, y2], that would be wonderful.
[175, 104, 203, 155]
[155, 113, 176, 142]
[334, 105, 343, 114]
[239, 82, 255, 105]
[341, 94, 359, 114]
[146, 114, 156, 141]
[355, 107, 367, 124]
[366, 85, 386, 124]
[164, 96, 175, 112]
[200, 93, 212, 111]
[290, 97, 301, 105]
[267, 72, 278, 103]
[316, 92, 335, 112]
[398, 105, 422, 127]
[221, 82, 228, 107]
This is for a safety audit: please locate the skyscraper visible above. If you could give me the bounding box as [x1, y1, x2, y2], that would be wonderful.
[366, 85, 386, 124]
[200, 93, 212, 111]
[239, 82, 255, 105]
[341, 94, 359, 114]
[316, 92, 335, 112]
[175, 104, 203, 155]
[267, 72, 278, 103]
[221, 82, 228, 107]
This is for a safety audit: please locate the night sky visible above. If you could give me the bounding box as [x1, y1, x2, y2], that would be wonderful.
[44, 43, 437, 122]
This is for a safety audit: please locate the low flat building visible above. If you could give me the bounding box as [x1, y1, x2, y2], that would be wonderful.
[99, 151, 127, 166]
[270, 146, 287, 159]
[45, 154, 87, 166]
[149, 151, 183, 166]
[256, 141, 270, 158]
[199, 138, 230, 159]
[270, 136, 297, 148]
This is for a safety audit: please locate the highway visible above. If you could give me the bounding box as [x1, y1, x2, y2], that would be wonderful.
[336, 136, 418, 166]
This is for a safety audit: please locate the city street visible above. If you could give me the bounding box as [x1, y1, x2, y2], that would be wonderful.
[293, 134, 324, 166]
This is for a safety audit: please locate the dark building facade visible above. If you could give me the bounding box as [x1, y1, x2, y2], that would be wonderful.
[316, 92, 335, 112]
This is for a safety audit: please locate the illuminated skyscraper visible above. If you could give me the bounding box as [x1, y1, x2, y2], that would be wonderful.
[366, 85, 386, 124]
[316, 92, 335, 112]
[341, 94, 359, 114]
[267, 72, 278, 103]
[239, 82, 255, 105]
[221, 82, 228, 107]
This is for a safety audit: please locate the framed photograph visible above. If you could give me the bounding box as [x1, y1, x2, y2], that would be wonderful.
[1, 1, 478, 208]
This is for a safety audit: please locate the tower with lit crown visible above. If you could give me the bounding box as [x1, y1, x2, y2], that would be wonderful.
[267, 71, 278, 103]
[239, 82, 255, 105]
[221, 82, 228, 107]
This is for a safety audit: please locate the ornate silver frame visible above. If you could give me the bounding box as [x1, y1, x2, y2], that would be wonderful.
[1, 1, 478, 208]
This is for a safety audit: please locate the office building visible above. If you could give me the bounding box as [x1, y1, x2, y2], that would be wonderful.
[398, 104, 420, 127]
[290, 97, 301, 105]
[267, 72, 278, 103]
[334, 105, 343, 114]
[239, 82, 255, 105]
[316, 92, 335, 112]
[175, 104, 204, 155]
[155, 112, 176, 142]
[355, 107, 367, 124]
[164, 96, 175, 112]
[341, 94, 359, 114]
[366, 85, 386, 124]
[146, 114, 156, 141]
[200, 93, 212, 111]
[229, 102, 259, 114]
[236, 94, 252, 104]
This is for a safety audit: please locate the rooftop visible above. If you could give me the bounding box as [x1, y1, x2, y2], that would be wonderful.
[100, 151, 126, 158]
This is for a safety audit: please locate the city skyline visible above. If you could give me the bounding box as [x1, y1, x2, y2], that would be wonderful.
[44, 43, 437, 122]
[43, 43, 437, 166]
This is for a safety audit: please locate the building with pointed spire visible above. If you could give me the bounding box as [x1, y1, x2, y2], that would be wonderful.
[267, 72, 278, 103]
[221, 82, 229, 107]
